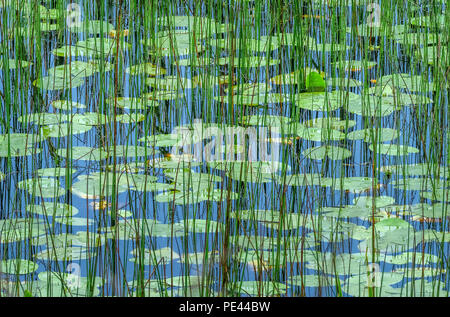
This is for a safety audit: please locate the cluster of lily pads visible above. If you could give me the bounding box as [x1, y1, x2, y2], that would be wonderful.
[0, 0, 448, 297]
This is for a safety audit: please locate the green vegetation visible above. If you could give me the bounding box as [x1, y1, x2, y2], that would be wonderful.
[0, 0, 448, 298]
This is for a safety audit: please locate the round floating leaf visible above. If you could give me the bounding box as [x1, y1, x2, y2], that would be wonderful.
[53, 217, 95, 227]
[27, 202, 79, 217]
[0, 58, 32, 70]
[17, 177, 64, 198]
[68, 20, 115, 35]
[126, 62, 166, 76]
[33, 75, 85, 90]
[302, 145, 352, 160]
[327, 77, 362, 88]
[117, 113, 145, 124]
[42, 122, 93, 138]
[36, 167, 77, 178]
[294, 91, 358, 111]
[289, 274, 344, 288]
[230, 281, 287, 296]
[294, 126, 346, 141]
[369, 144, 419, 156]
[57, 146, 109, 161]
[0, 259, 38, 275]
[52, 100, 87, 110]
[334, 60, 377, 72]
[146, 75, 198, 90]
[130, 247, 179, 265]
[304, 117, 356, 130]
[347, 128, 399, 142]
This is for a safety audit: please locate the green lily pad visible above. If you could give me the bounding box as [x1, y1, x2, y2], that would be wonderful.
[26, 202, 79, 217]
[302, 145, 352, 160]
[0, 259, 38, 275]
[57, 146, 109, 161]
[17, 177, 64, 198]
[347, 128, 399, 142]
[369, 144, 419, 156]
[52, 100, 87, 110]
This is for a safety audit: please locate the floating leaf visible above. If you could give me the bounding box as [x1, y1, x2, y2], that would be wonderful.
[17, 177, 64, 198]
[0, 259, 38, 275]
[26, 202, 79, 217]
[302, 145, 352, 160]
[369, 144, 419, 156]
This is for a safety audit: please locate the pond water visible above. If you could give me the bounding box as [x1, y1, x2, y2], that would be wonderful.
[0, 0, 449, 297]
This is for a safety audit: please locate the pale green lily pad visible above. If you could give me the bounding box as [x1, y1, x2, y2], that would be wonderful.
[53, 217, 95, 226]
[107, 97, 153, 110]
[117, 113, 145, 124]
[378, 164, 448, 178]
[414, 45, 448, 66]
[393, 267, 446, 278]
[0, 58, 32, 70]
[392, 178, 445, 191]
[334, 60, 377, 72]
[26, 202, 79, 217]
[126, 62, 166, 76]
[217, 56, 280, 68]
[179, 251, 220, 265]
[230, 281, 287, 296]
[375, 218, 412, 233]
[19, 112, 66, 125]
[327, 177, 376, 193]
[130, 247, 180, 265]
[369, 144, 419, 156]
[57, 146, 109, 161]
[410, 15, 446, 29]
[347, 128, 399, 142]
[302, 145, 352, 160]
[36, 271, 103, 297]
[36, 167, 77, 178]
[353, 196, 395, 208]
[240, 115, 292, 127]
[146, 75, 198, 90]
[17, 177, 64, 198]
[142, 90, 181, 102]
[293, 126, 346, 141]
[70, 172, 131, 199]
[294, 91, 359, 111]
[35, 246, 96, 261]
[72, 112, 109, 126]
[42, 122, 93, 138]
[279, 173, 329, 187]
[409, 203, 448, 219]
[215, 93, 288, 106]
[0, 218, 46, 244]
[33, 75, 85, 90]
[52, 100, 87, 110]
[327, 77, 362, 88]
[68, 20, 114, 35]
[343, 272, 406, 297]
[384, 252, 440, 265]
[420, 189, 449, 202]
[0, 133, 44, 157]
[179, 219, 224, 233]
[304, 117, 356, 130]
[289, 275, 344, 288]
[0, 259, 38, 275]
